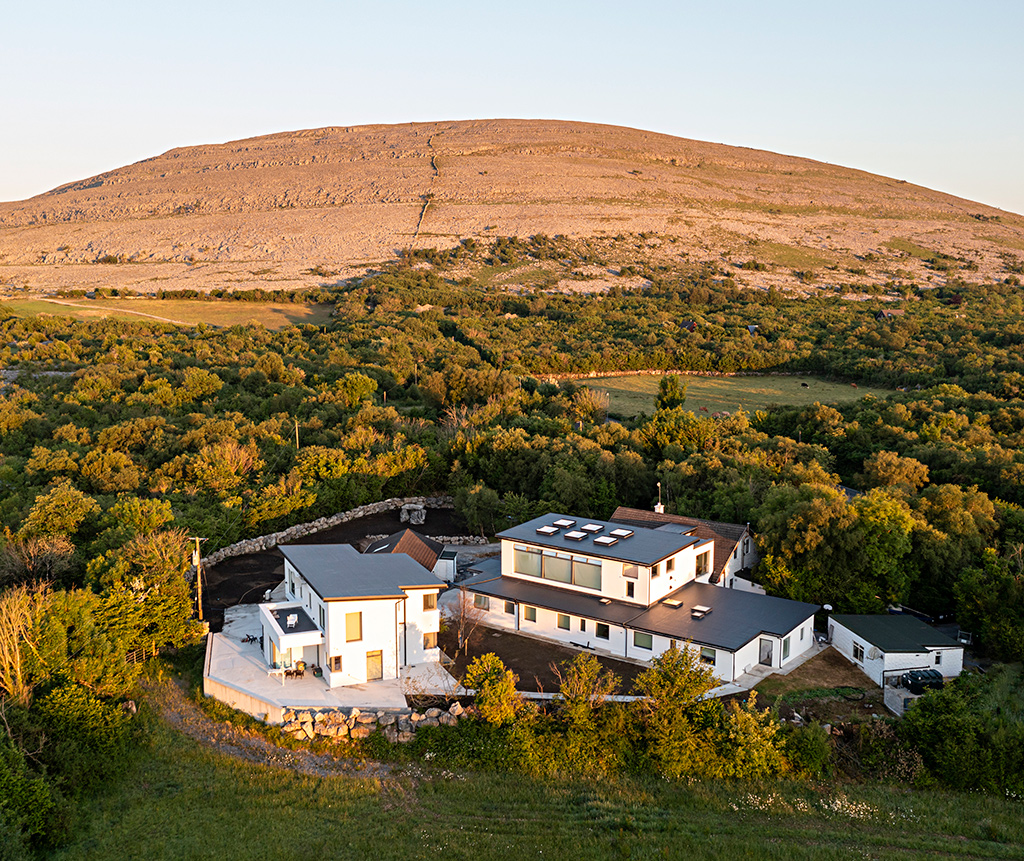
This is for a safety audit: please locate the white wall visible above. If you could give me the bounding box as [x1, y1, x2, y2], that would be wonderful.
[828, 619, 963, 687]
[403, 587, 441, 665]
[323, 596, 401, 686]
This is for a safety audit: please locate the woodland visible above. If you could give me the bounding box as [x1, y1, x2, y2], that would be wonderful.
[2, 233, 1024, 855]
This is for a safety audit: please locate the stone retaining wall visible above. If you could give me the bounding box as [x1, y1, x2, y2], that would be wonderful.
[201, 495, 455, 569]
[362, 533, 489, 547]
[280, 703, 468, 744]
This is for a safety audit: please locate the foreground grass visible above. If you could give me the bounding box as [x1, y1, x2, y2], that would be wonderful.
[52, 714, 1024, 860]
[588, 373, 892, 418]
[3, 298, 332, 330]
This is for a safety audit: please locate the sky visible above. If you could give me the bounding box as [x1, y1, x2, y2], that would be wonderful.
[4, 1, 1023, 214]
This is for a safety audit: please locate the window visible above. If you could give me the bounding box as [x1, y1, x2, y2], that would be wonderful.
[696, 551, 711, 577]
[514, 546, 542, 577]
[543, 551, 572, 583]
[622, 564, 638, 579]
[572, 558, 602, 590]
[700, 647, 716, 664]
[557, 614, 570, 630]
[474, 594, 490, 611]
[524, 605, 537, 622]
[799, 626, 804, 641]
[580, 619, 586, 632]
[319, 606, 325, 629]
[596, 623, 610, 640]
[626, 581, 635, 599]
[934, 652, 942, 666]
[633, 631, 653, 650]
[424, 632, 437, 650]
[666, 558, 675, 574]
[782, 636, 791, 661]
[346, 611, 362, 642]
[853, 642, 864, 662]
[423, 593, 437, 611]
[652, 563, 660, 578]
[504, 600, 515, 615]
[330, 655, 342, 672]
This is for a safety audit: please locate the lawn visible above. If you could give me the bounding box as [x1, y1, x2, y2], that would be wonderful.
[586, 373, 892, 418]
[53, 704, 1024, 860]
[1, 297, 333, 330]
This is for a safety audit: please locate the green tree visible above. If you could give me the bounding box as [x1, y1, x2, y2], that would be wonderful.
[19, 482, 99, 540]
[655, 374, 688, 410]
[465, 653, 524, 726]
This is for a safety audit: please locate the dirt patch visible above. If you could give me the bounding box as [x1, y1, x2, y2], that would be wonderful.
[440, 623, 647, 694]
[202, 508, 467, 631]
[146, 676, 393, 779]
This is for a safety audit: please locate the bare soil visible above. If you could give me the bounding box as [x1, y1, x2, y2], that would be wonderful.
[202, 508, 466, 631]
[2, 120, 1020, 296]
[439, 622, 647, 694]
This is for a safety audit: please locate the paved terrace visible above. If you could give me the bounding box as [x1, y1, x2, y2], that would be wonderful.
[203, 590, 462, 723]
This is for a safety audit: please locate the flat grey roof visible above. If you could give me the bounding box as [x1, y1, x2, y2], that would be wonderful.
[269, 605, 320, 635]
[831, 614, 962, 653]
[459, 570, 644, 626]
[460, 574, 818, 652]
[629, 582, 818, 651]
[279, 544, 440, 601]
[498, 514, 699, 566]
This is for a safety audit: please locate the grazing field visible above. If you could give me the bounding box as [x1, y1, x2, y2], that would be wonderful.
[586, 373, 893, 417]
[55, 707, 1024, 861]
[0, 297, 333, 330]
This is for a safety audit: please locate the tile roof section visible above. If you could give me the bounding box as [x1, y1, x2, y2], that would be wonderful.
[830, 614, 962, 653]
[364, 529, 444, 572]
[279, 543, 440, 600]
[498, 514, 698, 566]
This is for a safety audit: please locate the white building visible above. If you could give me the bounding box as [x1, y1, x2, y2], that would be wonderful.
[461, 513, 817, 683]
[259, 544, 442, 688]
[828, 613, 965, 688]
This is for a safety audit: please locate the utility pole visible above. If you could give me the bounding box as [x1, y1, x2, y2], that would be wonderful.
[189, 536, 208, 621]
[294, 417, 300, 449]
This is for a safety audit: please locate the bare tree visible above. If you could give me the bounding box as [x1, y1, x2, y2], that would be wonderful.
[442, 587, 486, 657]
[0, 584, 50, 707]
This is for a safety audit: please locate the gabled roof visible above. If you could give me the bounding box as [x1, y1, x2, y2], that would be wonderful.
[831, 614, 961, 653]
[364, 529, 444, 572]
[610, 507, 749, 581]
[498, 514, 698, 566]
[279, 543, 440, 601]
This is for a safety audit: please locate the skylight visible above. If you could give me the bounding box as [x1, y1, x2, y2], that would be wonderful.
[593, 535, 619, 547]
[609, 528, 634, 539]
[552, 518, 576, 528]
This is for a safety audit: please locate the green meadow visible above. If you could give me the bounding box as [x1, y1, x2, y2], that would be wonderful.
[586, 373, 893, 418]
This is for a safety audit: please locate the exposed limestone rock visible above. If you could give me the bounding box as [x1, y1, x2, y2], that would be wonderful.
[350, 726, 371, 740]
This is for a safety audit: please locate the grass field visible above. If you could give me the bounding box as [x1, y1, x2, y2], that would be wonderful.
[586, 373, 893, 418]
[1, 297, 333, 330]
[53, 704, 1024, 861]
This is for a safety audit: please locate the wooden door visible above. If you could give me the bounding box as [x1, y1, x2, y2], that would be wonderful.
[366, 650, 383, 681]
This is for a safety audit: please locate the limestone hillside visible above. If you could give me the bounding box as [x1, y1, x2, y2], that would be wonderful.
[1, 119, 1022, 294]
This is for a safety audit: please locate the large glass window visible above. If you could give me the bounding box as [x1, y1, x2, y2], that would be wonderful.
[543, 552, 572, 583]
[474, 594, 490, 611]
[346, 612, 362, 642]
[696, 551, 711, 577]
[633, 631, 653, 650]
[557, 614, 570, 630]
[514, 546, 542, 577]
[423, 593, 437, 611]
[573, 558, 602, 590]
[596, 623, 610, 640]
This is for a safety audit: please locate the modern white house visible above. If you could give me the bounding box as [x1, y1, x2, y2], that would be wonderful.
[828, 613, 965, 688]
[461, 513, 818, 683]
[364, 529, 459, 583]
[259, 544, 442, 688]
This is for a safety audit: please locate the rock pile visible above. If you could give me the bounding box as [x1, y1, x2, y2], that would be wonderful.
[279, 703, 468, 744]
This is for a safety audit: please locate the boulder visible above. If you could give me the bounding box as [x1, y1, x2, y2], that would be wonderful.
[378, 713, 396, 727]
[439, 713, 458, 727]
[350, 726, 372, 740]
[384, 726, 399, 743]
[448, 702, 464, 717]
[356, 714, 377, 724]
[425, 707, 442, 718]
[420, 717, 439, 728]
[296, 711, 312, 724]
[410, 712, 424, 722]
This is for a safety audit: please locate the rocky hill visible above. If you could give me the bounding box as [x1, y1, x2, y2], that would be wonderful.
[1, 119, 1022, 294]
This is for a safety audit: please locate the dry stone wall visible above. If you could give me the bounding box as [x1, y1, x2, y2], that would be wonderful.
[201, 496, 456, 569]
[280, 702, 468, 743]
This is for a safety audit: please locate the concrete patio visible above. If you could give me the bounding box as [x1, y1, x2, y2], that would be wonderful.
[203, 597, 463, 723]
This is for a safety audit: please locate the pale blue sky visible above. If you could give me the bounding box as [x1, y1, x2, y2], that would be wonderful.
[4, 1, 1022, 213]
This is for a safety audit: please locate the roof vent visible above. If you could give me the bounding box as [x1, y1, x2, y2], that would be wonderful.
[581, 523, 604, 534]
[609, 528, 634, 539]
[552, 518, 576, 528]
[593, 535, 619, 547]
[690, 605, 712, 620]
[286, 613, 298, 628]
[536, 525, 560, 536]
[565, 530, 587, 541]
